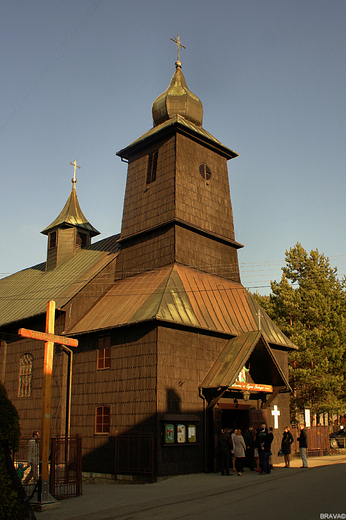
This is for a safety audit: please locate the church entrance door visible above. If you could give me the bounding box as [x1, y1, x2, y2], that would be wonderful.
[221, 407, 249, 433]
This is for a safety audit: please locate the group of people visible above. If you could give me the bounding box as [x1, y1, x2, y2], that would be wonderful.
[219, 423, 308, 476]
[219, 423, 273, 476]
[280, 424, 308, 468]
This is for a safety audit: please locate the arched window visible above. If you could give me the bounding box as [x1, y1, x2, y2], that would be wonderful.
[18, 354, 33, 397]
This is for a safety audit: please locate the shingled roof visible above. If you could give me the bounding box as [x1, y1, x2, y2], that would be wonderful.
[0, 235, 120, 327]
[66, 263, 296, 350]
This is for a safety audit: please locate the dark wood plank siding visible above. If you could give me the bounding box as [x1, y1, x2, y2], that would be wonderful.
[120, 136, 176, 239]
[176, 133, 236, 242]
[175, 226, 241, 282]
[156, 326, 227, 475]
[2, 320, 69, 439]
[62, 259, 117, 330]
[70, 326, 158, 474]
[115, 227, 175, 278]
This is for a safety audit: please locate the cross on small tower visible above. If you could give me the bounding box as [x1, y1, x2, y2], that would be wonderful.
[70, 159, 81, 188]
[271, 404, 281, 429]
[170, 34, 186, 64]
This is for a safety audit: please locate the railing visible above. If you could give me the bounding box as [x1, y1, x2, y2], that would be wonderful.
[50, 435, 82, 499]
[14, 435, 82, 500]
[290, 425, 330, 456]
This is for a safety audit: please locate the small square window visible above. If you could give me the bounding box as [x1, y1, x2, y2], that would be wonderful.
[77, 232, 88, 249]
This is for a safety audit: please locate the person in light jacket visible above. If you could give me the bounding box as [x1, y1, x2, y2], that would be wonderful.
[23, 431, 40, 484]
[233, 429, 246, 476]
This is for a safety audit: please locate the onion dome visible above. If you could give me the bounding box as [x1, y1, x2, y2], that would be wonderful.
[152, 61, 203, 127]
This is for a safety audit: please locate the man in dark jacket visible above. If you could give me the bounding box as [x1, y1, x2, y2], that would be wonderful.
[219, 428, 233, 476]
[297, 423, 308, 468]
[258, 425, 273, 474]
[243, 425, 255, 470]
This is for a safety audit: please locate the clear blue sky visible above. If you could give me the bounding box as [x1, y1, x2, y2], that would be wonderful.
[1, 0, 346, 295]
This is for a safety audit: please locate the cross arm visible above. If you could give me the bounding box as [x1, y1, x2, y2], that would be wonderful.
[18, 328, 78, 347]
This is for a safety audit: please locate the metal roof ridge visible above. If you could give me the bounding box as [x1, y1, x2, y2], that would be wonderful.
[154, 264, 178, 320]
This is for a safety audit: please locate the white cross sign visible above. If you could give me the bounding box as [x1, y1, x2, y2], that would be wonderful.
[271, 405, 281, 429]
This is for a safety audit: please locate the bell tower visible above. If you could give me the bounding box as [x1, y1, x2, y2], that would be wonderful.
[41, 160, 100, 271]
[116, 37, 242, 282]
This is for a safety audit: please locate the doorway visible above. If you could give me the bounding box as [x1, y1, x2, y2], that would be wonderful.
[221, 407, 250, 434]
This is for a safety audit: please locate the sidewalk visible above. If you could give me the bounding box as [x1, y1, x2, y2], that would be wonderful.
[36, 454, 346, 520]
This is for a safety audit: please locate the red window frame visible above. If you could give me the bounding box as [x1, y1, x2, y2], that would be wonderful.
[95, 406, 110, 435]
[97, 335, 111, 370]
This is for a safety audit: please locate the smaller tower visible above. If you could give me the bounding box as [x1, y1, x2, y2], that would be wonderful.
[41, 161, 100, 271]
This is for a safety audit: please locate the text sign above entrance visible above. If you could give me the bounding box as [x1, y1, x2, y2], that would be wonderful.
[230, 382, 273, 393]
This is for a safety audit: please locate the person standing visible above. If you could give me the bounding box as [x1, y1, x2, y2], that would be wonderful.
[243, 425, 255, 471]
[281, 426, 294, 467]
[230, 428, 236, 472]
[256, 423, 267, 473]
[219, 428, 233, 476]
[297, 423, 308, 468]
[23, 431, 40, 484]
[253, 428, 261, 472]
[267, 427, 274, 471]
[258, 425, 273, 474]
[233, 429, 246, 476]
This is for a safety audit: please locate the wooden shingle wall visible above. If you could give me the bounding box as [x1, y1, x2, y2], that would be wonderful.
[115, 226, 175, 278]
[156, 325, 228, 475]
[46, 228, 75, 271]
[62, 259, 117, 330]
[70, 325, 158, 474]
[175, 226, 240, 282]
[120, 136, 176, 239]
[157, 326, 226, 414]
[2, 322, 69, 439]
[175, 133, 236, 241]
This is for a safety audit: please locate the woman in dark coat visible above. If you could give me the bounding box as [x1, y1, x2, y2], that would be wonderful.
[281, 426, 294, 467]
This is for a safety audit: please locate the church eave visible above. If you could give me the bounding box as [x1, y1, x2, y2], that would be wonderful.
[41, 220, 100, 237]
[116, 115, 238, 162]
[118, 218, 244, 249]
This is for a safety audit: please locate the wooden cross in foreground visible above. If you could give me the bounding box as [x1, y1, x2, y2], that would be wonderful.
[19, 301, 78, 502]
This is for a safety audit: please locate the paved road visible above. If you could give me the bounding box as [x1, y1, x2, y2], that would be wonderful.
[37, 455, 346, 520]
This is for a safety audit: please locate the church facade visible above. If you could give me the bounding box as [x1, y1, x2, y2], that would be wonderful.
[0, 49, 296, 479]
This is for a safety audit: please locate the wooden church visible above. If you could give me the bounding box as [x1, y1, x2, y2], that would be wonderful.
[0, 42, 296, 479]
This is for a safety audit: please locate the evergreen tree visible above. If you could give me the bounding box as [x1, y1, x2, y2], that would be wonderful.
[254, 243, 346, 421]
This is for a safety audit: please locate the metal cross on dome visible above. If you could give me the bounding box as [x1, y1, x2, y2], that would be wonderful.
[70, 159, 81, 187]
[170, 34, 186, 63]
